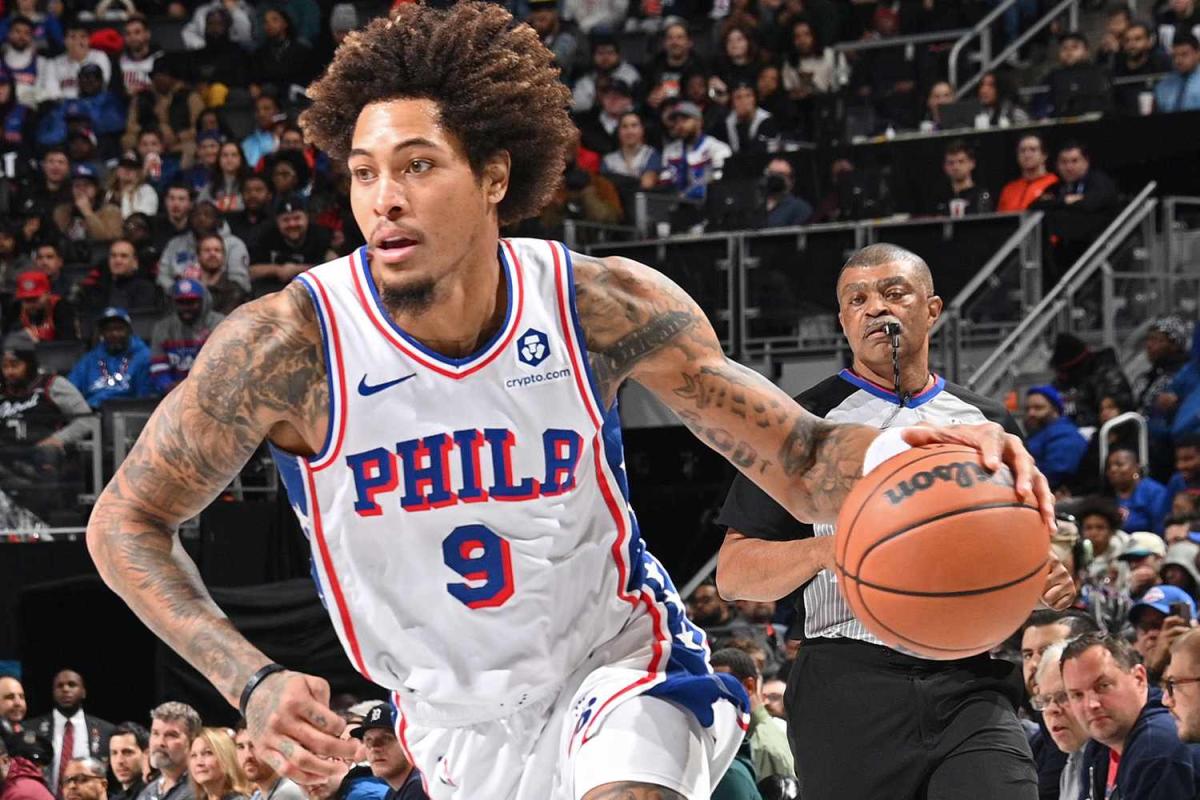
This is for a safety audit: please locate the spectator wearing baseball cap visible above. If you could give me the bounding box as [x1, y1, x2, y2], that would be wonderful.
[1119, 530, 1170, 599]
[59, 163, 123, 249]
[1025, 384, 1088, 491]
[249, 193, 334, 298]
[1129, 583, 1197, 678]
[149, 279, 224, 394]
[2, 270, 78, 342]
[67, 306, 154, 409]
[350, 704, 425, 800]
[107, 151, 160, 220]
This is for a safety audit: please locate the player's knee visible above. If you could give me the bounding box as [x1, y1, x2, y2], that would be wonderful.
[580, 781, 686, 800]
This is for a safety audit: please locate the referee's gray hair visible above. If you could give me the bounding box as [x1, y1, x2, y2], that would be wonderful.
[69, 757, 108, 778]
[838, 243, 935, 294]
[1035, 640, 1069, 689]
[149, 701, 202, 739]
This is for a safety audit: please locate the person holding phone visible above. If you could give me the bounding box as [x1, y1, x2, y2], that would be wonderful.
[1130, 584, 1197, 682]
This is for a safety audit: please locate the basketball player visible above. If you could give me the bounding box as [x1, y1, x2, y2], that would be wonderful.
[716, 244, 1075, 800]
[85, 6, 1053, 800]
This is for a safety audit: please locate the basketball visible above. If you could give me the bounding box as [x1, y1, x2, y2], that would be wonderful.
[834, 443, 1049, 660]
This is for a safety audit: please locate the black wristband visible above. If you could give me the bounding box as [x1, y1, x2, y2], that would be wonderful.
[239, 663, 287, 719]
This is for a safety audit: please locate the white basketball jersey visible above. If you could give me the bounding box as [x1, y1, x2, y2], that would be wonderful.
[271, 239, 690, 728]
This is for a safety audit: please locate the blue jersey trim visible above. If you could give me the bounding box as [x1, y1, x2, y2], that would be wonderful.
[295, 274, 338, 463]
[268, 444, 327, 607]
[638, 551, 750, 727]
[559, 243, 608, 414]
[838, 369, 946, 408]
[357, 244, 516, 368]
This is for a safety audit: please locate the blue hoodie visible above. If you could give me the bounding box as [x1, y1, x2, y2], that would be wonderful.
[1028, 415, 1089, 490]
[68, 335, 155, 409]
[1168, 326, 1200, 440]
[1079, 689, 1200, 800]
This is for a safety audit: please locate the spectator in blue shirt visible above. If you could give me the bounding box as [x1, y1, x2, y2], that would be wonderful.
[1025, 385, 1088, 491]
[1108, 447, 1172, 534]
[1156, 33, 1200, 112]
[68, 307, 154, 409]
[1169, 434, 1200, 504]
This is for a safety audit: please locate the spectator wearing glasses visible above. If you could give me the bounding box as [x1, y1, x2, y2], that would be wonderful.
[1031, 641, 1092, 800]
[61, 758, 106, 800]
[1018, 610, 1100, 800]
[1165, 629, 1200, 742]
[1063, 633, 1200, 800]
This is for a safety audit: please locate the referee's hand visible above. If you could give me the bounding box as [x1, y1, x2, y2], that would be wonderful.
[901, 422, 1055, 532]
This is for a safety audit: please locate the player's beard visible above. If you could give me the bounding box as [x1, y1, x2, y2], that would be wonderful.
[381, 280, 436, 316]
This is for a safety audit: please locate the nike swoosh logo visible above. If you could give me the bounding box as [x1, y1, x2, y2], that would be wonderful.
[357, 373, 417, 396]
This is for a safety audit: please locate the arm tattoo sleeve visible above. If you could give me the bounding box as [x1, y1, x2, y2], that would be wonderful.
[87, 282, 327, 703]
[573, 252, 876, 522]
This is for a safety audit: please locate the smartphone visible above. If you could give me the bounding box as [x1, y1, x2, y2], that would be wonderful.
[1170, 601, 1191, 620]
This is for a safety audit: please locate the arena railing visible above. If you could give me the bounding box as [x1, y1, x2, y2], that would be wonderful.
[967, 181, 1160, 396]
[580, 212, 1030, 366]
[951, 0, 1081, 100]
[931, 210, 1044, 383]
[1097, 412, 1150, 481]
[946, 0, 1029, 97]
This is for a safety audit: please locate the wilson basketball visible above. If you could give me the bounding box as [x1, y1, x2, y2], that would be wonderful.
[834, 443, 1048, 659]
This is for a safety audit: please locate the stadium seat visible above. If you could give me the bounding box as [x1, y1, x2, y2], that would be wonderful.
[36, 341, 85, 376]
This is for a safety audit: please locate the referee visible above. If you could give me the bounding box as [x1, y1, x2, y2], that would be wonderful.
[715, 244, 1075, 800]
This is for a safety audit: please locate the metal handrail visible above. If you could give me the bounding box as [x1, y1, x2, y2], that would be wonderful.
[968, 181, 1158, 394]
[1097, 412, 1150, 478]
[947, 0, 1019, 94]
[954, 0, 1080, 100]
[831, 28, 971, 56]
[931, 211, 1043, 381]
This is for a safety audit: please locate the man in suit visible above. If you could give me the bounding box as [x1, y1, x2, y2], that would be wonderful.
[25, 672, 113, 797]
[0, 678, 26, 741]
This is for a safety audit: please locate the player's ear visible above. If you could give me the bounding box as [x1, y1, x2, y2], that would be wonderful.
[481, 150, 511, 206]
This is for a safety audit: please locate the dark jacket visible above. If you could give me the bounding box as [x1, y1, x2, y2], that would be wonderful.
[1048, 63, 1113, 117]
[25, 712, 114, 762]
[1080, 689, 1200, 800]
[1054, 345, 1133, 429]
[1030, 713, 1069, 800]
[0, 755, 53, 800]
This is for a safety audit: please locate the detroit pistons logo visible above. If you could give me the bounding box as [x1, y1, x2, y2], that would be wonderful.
[518, 328, 550, 367]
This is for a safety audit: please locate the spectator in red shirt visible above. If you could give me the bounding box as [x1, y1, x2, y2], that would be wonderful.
[0, 737, 53, 800]
[2, 270, 78, 341]
[998, 134, 1060, 211]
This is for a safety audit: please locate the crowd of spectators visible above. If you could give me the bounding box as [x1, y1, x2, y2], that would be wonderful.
[0, 676, 428, 800]
[0, 0, 1199, 795]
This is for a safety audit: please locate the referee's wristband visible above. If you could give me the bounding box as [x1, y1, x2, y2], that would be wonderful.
[863, 427, 913, 476]
[239, 663, 287, 719]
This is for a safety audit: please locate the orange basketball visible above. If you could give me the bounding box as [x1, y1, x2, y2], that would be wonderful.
[834, 443, 1049, 659]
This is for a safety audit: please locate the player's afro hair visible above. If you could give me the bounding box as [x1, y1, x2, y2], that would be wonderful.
[300, 1, 574, 225]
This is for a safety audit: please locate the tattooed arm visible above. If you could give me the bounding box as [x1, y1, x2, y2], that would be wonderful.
[86, 282, 356, 780]
[573, 253, 1049, 524]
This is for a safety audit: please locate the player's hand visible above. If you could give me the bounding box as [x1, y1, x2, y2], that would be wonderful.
[244, 670, 358, 784]
[900, 423, 1055, 532]
[1040, 554, 1075, 610]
